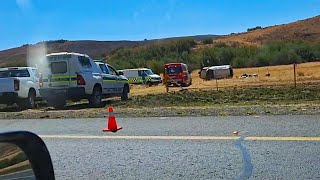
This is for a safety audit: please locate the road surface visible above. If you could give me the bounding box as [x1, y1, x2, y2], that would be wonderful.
[1, 115, 320, 179]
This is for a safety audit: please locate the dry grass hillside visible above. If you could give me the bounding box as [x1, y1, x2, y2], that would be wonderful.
[131, 62, 320, 96]
[214, 15, 320, 45]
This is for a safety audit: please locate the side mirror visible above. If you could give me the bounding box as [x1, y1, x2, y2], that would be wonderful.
[118, 71, 124, 76]
[0, 131, 55, 180]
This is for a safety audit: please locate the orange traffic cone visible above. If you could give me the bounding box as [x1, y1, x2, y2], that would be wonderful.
[102, 106, 122, 133]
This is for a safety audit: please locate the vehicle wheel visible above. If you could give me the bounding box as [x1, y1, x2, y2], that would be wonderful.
[121, 85, 129, 101]
[146, 81, 152, 87]
[89, 87, 102, 107]
[18, 90, 36, 109]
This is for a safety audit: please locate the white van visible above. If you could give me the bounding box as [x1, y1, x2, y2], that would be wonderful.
[39, 52, 129, 109]
[119, 68, 162, 86]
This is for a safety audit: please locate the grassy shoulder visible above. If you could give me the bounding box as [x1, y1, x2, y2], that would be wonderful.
[119, 86, 320, 108]
[0, 86, 319, 119]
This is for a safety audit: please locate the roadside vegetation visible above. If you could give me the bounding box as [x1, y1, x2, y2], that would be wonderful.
[109, 39, 320, 74]
[1, 85, 319, 119]
[120, 86, 320, 108]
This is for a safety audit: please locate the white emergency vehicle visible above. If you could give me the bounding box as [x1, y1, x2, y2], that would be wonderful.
[119, 68, 162, 86]
[0, 67, 42, 109]
[39, 52, 129, 109]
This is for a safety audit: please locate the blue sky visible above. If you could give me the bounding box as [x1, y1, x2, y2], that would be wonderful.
[0, 0, 319, 50]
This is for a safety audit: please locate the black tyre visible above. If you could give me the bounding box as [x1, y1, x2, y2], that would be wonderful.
[18, 90, 36, 109]
[121, 85, 129, 101]
[146, 81, 152, 87]
[89, 87, 102, 107]
[181, 83, 188, 87]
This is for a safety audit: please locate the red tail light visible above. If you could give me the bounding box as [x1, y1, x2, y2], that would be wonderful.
[14, 79, 20, 91]
[77, 74, 86, 85]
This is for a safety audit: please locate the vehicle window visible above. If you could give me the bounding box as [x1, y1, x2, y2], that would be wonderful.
[0, 69, 30, 78]
[184, 65, 188, 72]
[0, 71, 8, 78]
[51, 62, 67, 74]
[107, 65, 118, 75]
[99, 64, 110, 74]
[78, 56, 92, 68]
[144, 70, 154, 75]
[167, 67, 182, 74]
[32, 69, 40, 78]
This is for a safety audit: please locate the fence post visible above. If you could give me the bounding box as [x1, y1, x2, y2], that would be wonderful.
[216, 79, 219, 91]
[293, 63, 297, 89]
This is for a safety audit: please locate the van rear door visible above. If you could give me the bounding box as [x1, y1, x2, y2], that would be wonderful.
[45, 56, 71, 88]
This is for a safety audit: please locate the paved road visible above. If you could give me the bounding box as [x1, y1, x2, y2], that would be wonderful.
[1, 115, 320, 179]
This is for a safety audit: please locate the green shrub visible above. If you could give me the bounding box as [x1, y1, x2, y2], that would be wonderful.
[203, 38, 213, 44]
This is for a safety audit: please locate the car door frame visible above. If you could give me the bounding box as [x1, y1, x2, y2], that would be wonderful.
[107, 65, 123, 93]
[96, 63, 115, 94]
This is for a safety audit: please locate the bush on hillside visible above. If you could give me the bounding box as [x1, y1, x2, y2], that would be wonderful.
[203, 38, 213, 44]
[247, 26, 263, 32]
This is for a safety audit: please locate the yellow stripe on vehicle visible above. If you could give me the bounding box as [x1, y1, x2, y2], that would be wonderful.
[45, 81, 70, 85]
[51, 75, 70, 78]
[103, 80, 117, 82]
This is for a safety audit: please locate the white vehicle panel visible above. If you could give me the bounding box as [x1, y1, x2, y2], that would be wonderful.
[0, 78, 15, 92]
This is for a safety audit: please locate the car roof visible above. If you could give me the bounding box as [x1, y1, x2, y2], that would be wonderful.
[207, 65, 232, 70]
[46, 52, 89, 58]
[120, 68, 151, 71]
[0, 67, 36, 71]
[165, 63, 186, 66]
[94, 61, 111, 66]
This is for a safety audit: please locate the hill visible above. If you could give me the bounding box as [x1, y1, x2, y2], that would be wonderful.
[0, 35, 218, 67]
[215, 15, 320, 45]
[0, 40, 147, 67]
